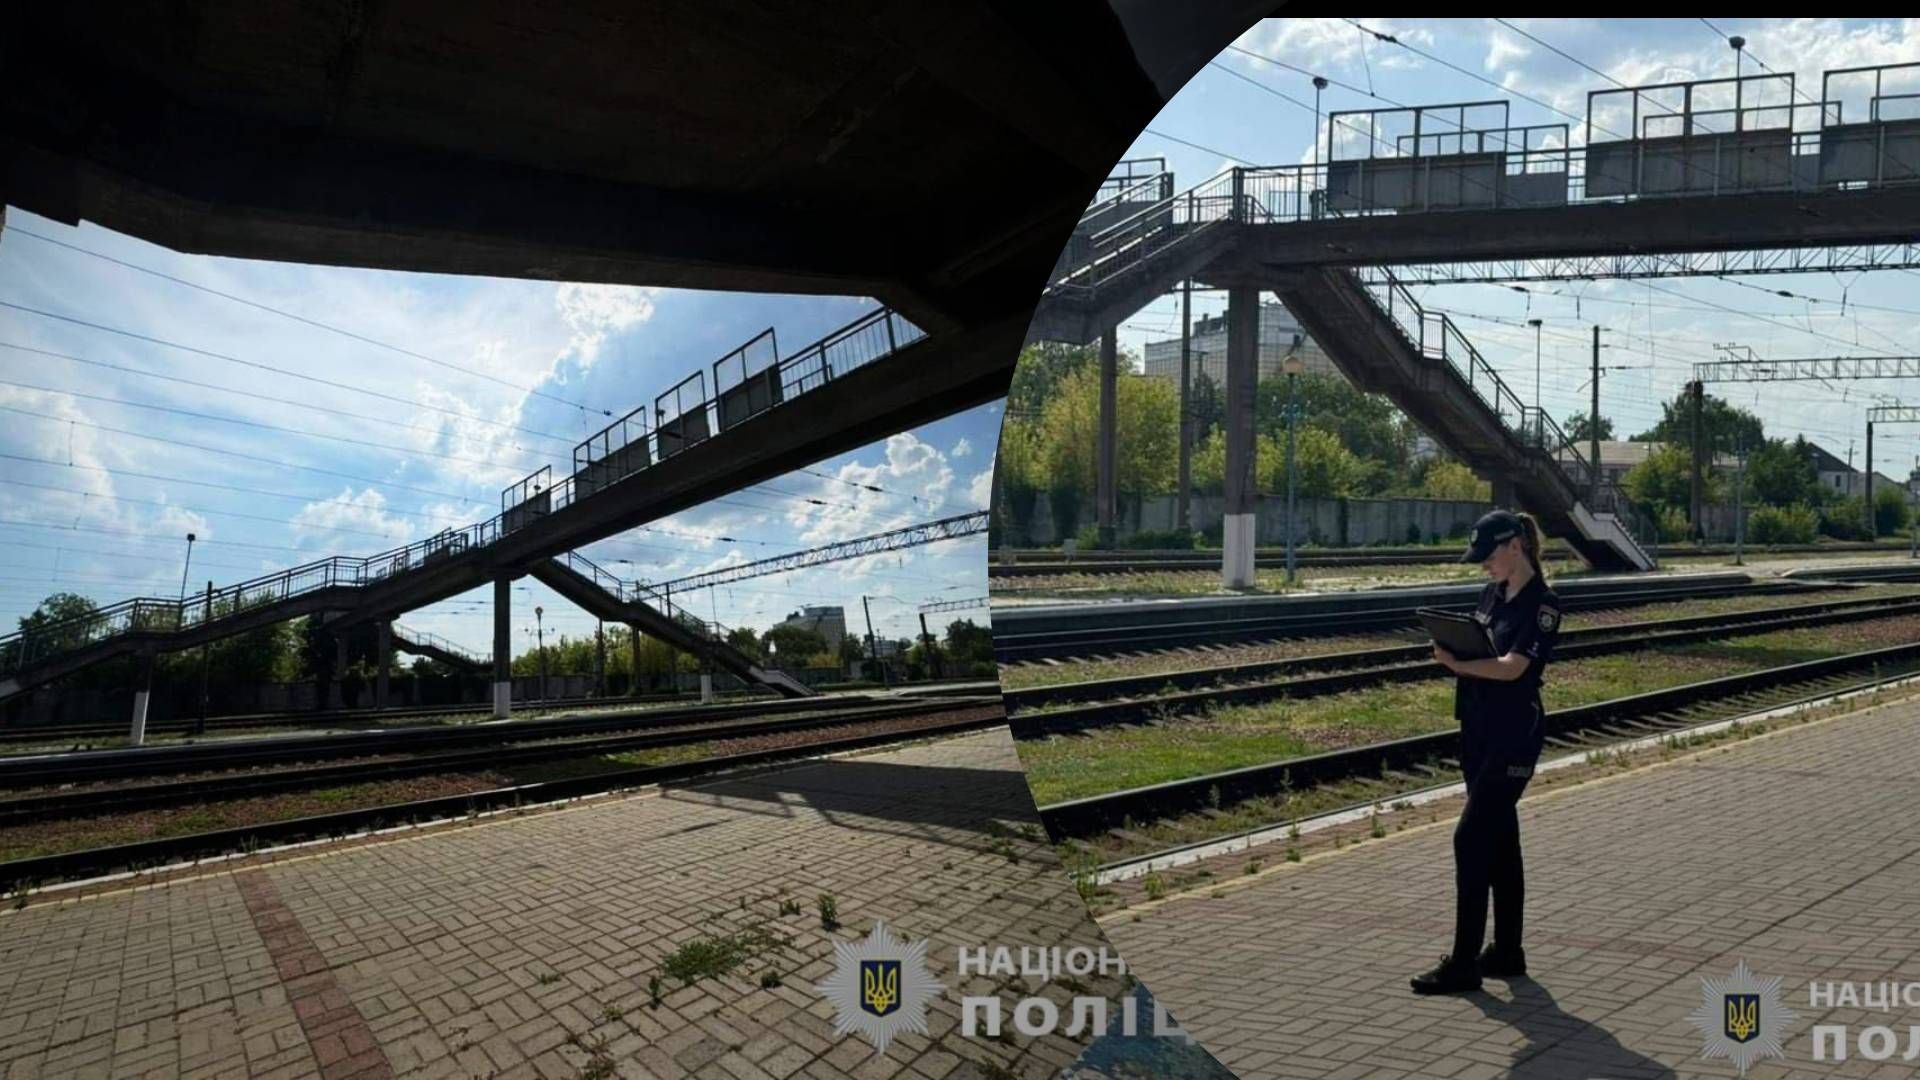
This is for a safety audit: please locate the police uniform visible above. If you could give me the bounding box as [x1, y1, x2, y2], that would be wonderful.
[1412, 510, 1562, 995]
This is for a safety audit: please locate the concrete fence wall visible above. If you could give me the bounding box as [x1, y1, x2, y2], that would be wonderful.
[0, 665, 842, 729]
[1005, 493, 1495, 547]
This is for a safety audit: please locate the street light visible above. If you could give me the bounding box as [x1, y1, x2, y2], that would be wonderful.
[1311, 75, 1329, 219]
[534, 605, 547, 702]
[178, 532, 197, 609]
[1528, 318, 1544, 447]
[1283, 344, 1306, 586]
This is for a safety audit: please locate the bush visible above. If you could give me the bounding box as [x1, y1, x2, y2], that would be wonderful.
[1749, 504, 1819, 544]
[1819, 497, 1871, 541]
[1654, 505, 1689, 543]
[1874, 485, 1912, 535]
[1073, 522, 1105, 550]
[1117, 529, 1197, 550]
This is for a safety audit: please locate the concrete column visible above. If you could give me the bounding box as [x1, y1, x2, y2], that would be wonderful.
[375, 619, 392, 710]
[129, 652, 155, 747]
[1222, 285, 1260, 587]
[628, 624, 643, 697]
[594, 621, 606, 698]
[1177, 279, 1194, 533]
[492, 577, 512, 719]
[699, 672, 714, 704]
[1097, 329, 1118, 548]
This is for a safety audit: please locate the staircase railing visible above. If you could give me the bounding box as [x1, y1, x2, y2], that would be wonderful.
[0, 305, 927, 684]
[391, 624, 489, 666]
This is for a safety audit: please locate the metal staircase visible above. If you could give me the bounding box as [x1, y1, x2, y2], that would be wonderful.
[530, 553, 812, 698]
[1271, 267, 1657, 571]
[389, 625, 489, 673]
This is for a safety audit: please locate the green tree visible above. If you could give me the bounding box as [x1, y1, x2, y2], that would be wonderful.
[1259, 373, 1413, 489]
[1034, 363, 1180, 498]
[1745, 436, 1823, 507]
[1622, 443, 1710, 511]
[764, 624, 828, 662]
[942, 619, 994, 665]
[1419, 460, 1492, 502]
[1008, 342, 1099, 416]
[725, 625, 763, 660]
[1561, 411, 1615, 443]
[1188, 370, 1223, 441]
[1632, 389, 1764, 456]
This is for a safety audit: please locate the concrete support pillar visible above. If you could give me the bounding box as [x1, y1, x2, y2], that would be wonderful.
[699, 672, 714, 704]
[1177, 279, 1194, 533]
[628, 624, 643, 697]
[1097, 329, 1118, 548]
[594, 621, 606, 698]
[492, 577, 512, 719]
[375, 619, 392, 710]
[129, 652, 155, 747]
[1222, 285, 1260, 588]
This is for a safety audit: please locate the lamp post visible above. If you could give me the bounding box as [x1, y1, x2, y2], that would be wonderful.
[534, 605, 547, 703]
[1311, 75, 1329, 219]
[1528, 318, 1544, 447]
[177, 532, 197, 610]
[1283, 349, 1306, 586]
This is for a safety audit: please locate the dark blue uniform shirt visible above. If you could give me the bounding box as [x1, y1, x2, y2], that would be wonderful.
[1454, 572, 1561, 775]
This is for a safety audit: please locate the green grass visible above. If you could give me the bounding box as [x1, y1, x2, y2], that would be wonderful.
[1017, 615, 1920, 805]
[997, 584, 1920, 692]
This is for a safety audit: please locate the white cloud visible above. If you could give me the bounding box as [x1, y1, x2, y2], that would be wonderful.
[788, 432, 956, 544]
[554, 282, 657, 373]
[290, 488, 417, 550]
[967, 461, 995, 510]
[951, 437, 973, 458]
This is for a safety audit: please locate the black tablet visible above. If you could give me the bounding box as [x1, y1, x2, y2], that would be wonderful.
[1416, 607, 1497, 661]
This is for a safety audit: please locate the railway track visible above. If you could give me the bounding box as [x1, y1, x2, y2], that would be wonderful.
[0, 694, 903, 787]
[1031, 641, 1920, 844]
[989, 542, 1914, 578]
[1007, 594, 1920, 733]
[993, 573, 1832, 662]
[0, 689, 746, 747]
[0, 697, 1004, 891]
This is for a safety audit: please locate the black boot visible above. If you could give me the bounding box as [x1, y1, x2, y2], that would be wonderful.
[1410, 954, 1482, 995]
[1477, 944, 1527, 978]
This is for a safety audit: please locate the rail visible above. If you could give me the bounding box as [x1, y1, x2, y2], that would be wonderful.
[0, 305, 926, 683]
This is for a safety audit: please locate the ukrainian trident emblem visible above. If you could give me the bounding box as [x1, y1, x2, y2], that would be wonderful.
[1724, 993, 1759, 1044]
[815, 921, 943, 1054]
[1687, 959, 1796, 1075]
[861, 960, 902, 1017]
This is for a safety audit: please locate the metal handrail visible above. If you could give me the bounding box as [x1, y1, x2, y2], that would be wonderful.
[0, 305, 926, 679]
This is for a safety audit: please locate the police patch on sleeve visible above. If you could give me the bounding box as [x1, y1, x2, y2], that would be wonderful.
[1537, 606, 1561, 633]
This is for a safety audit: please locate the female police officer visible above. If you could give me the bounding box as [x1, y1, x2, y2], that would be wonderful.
[1410, 509, 1562, 995]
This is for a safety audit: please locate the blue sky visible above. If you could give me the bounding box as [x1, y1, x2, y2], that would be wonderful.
[1112, 18, 1920, 479]
[0, 212, 996, 655]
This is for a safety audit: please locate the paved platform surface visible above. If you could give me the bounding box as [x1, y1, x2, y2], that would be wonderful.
[1104, 696, 1920, 1079]
[0, 728, 1221, 1080]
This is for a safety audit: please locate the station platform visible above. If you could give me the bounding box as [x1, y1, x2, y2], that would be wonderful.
[1103, 693, 1920, 1078]
[0, 729, 1216, 1080]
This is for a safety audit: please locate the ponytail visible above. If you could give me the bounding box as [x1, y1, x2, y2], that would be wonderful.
[1516, 512, 1547, 583]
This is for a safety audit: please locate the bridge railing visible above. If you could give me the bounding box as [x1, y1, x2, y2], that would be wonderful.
[391, 624, 488, 666]
[3, 305, 926, 684]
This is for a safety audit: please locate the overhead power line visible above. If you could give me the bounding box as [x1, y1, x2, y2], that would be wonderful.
[1, 223, 607, 415]
[0, 298, 579, 445]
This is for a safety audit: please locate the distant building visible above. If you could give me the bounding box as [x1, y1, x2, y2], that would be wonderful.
[1551, 440, 1739, 488]
[1141, 300, 1343, 386]
[1549, 438, 1916, 504]
[773, 605, 845, 652]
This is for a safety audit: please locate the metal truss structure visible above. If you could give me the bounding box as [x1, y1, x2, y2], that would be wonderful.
[651, 510, 989, 593]
[1370, 244, 1920, 287]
